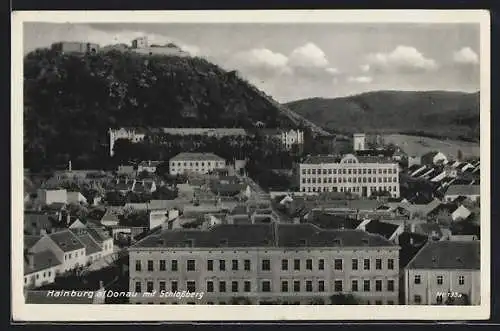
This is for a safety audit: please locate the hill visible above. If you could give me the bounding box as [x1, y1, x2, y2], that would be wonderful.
[23, 46, 326, 171]
[286, 90, 480, 142]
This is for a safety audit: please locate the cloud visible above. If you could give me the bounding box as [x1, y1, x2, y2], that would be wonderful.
[230, 48, 290, 72]
[453, 47, 479, 65]
[348, 76, 373, 84]
[360, 64, 370, 73]
[366, 45, 438, 73]
[288, 42, 329, 68]
[325, 67, 340, 75]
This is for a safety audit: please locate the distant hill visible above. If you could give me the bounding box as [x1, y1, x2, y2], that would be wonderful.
[286, 91, 480, 141]
[23, 45, 327, 170]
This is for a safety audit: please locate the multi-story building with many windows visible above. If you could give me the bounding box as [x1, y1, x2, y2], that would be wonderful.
[169, 153, 226, 176]
[299, 154, 400, 198]
[128, 223, 400, 305]
[404, 239, 480, 305]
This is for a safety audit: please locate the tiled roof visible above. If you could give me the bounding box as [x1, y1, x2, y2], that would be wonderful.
[24, 250, 62, 275]
[364, 220, 399, 239]
[316, 199, 382, 211]
[302, 155, 340, 164]
[24, 235, 42, 250]
[406, 240, 480, 270]
[70, 230, 102, 255]
[308, 211, 362, 230]
[85, 227, 111, 243]
[132, 223, 396, 249]
[138, 160, 162, 167]
[356, 155, 396, 164]
[48, 230, 85, 252]
[170, 152, 225, 162]
[24, 213, 53, 233]
[445, 185, 480, 196]
[230, 204, 248, 216]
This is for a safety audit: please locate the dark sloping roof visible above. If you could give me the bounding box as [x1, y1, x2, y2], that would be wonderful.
[48, 230, 85, 252]
[308, 211, 362, 230]
[406, 240, 480, 270]
[24, 250, 62, 275]
[24, 235, 42, 250]
[445, 185, 480, 196]
[364, 220, 399, 239]
[24, 213, 53, 233]
[70, 231, 102, 255]
[133, 223, 396, 249]
[170, 152, 225, 162]
[85, 227, 111, 243]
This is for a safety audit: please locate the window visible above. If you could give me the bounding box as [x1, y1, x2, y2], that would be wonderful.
[135, 282, 142, 293]
[219, 260, 226, 271]
[244, 259, 251, 271]
[388, 300, 395, 305]
[294, 259, 300, 270]
[375, 280, 382, 292]
[135, 260, 141, 271]
[262, 281, 271, 292]
[364, 259, 370, 270]
[352, 280, 358, 292]
[363, 280, 370, 291]
[352, 259, 358, 270]
[387, 259, 394, 270]
[232, 260, 238, 271]
[159, 281, 166, 292]
[414, 275, 421, 284]
[207, 260, 213, 271]
[187, 281, 196, 292]
[232, 281, 239, 292]
[376, 259, 382, 270]
[437, 275, 443, 285]
[306, 259, 313, 270]
[293, 280, 300, 292]
[219, 281, 226, 292]
[387, 280, 395, 292]
[414, 295, 422, 304]
[207, 281, 214, 292]
[375, 300, 383, 305]
[319, 259, 325, 270]
[459, 276, 465, 285]
[318, 280, 325, 292]
[334, 280, 343, 292]
[171, 260, 178, 271]
[282, 259, 288, 270]
[187, 259, 196, 271]
[244, 281, 251, 292]
[36, 274, 39, 279]
[159, 260, 166, 271]
[147, 281, 154, 292]
[334, 259, 343, 270]
[436, 295, 443, 304]
[147, 260, 154, 271]
[69, 253, 72, 259]
[305, 280, 313, 292]
[171, 280, 178, 292]
[281, 280, 289, 292]
[262, 259, 271, 271]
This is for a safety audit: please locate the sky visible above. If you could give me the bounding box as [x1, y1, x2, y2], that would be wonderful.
[23, 22, 481, 102]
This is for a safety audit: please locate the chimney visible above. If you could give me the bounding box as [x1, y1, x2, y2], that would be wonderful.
[40, 228, 47, 236]
[67, 213, 71, 226]
[410, 237, 414, 245]
[410, 223, 416, 233]
[27, 252, 35, 269]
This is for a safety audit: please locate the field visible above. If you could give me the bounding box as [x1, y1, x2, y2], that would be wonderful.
[383, 134, 480, 159]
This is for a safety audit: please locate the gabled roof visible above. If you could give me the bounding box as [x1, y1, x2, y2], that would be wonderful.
[24, 235, 42, 250]
[70, 230, 102, 255]
[445, 185, 480, 196]
[24, 213, 54, 233]
[308, 211, 362, 230]
[170, 152, 225, 162]
[24, 250, 62, 275]
[48, 230, 85, 252]
[85, 227, 111, 243]
[406, 240, 480, 270]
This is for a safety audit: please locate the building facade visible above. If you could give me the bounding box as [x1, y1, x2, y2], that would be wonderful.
[404, 240, 480, 305]
[169, 153, 226, 176]
[299, 154, 400, 198]
[128, 223, 400, 305]
[109, 128, 147, 156]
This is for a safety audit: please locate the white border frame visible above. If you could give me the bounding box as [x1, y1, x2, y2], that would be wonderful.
[11, 10, 491, 321]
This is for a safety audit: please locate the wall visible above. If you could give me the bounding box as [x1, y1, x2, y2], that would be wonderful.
[405, 268, 480, 305]
[24, 265, 59, 289]
[128, 246, 399, 304]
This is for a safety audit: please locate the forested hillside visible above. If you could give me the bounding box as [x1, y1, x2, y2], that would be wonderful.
[23, 47, 300, 171]
[286, 90, 480, 142]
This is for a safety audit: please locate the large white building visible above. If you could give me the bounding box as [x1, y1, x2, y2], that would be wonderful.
[169, 153, 226, 176]
[128, 223, 400, 305]
[404, 240, 480, 305]
[299, 154, 400, 198]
